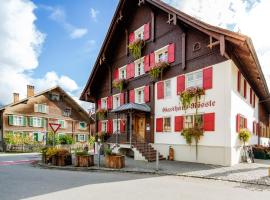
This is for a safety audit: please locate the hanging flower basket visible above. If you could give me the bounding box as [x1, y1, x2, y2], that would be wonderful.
[149, 61, 170, 81]
[128, 39, 145, 59]
[179, 87, 205, 111]
[112, 79, 126, 92]
[96, 108, 107, 120]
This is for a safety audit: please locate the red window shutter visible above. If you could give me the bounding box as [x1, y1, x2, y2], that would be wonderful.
[120, 93, 125, 105]
[107, 120, 113, 134]
[114, 68, 119, 80]
[203, 67, 213, 90]
[244, 80, 247, 98]
[150, 52, 155, 68]
[144, 55, 150, 72]
[253, 121, 255, 134]
[144, 85, 150, 103]
[97, 99, 101, 109]
[120, 120, 125, 133]
[129, 90, 135, 103]
[168, 43, 175, 63]
[203, 113, 215, 131]
[107, 96, 113, 110]
[253, 93, 256, 108]
[236, 114, 241, 132]
[175, 116, 183, 132]
[157, 81, 164, 99]
[129, 32, 135, 44]
[237, 71, 241, 92]
[250, 88, 253, 105]
[98, 121, 102, 132]
[144, 23, 150, 40]
[244, 118, 247, 129]
[156, 118, 163, 132]
[126, 63, 134, 79]
[177, 75, 185, 94]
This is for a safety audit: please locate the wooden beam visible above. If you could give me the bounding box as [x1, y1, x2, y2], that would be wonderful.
[207, 36, 220, 49]
[116, 11, 123, 23]
[219, 35, 225, 56]
[151, 11, 155, 42]
[167, 13, 177, 25]
[182, 33, 186, 70]
[125, 29, 129, 56]
[138, 0, 145, 6]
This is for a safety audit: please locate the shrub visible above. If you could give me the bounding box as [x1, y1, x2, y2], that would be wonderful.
[104, 148, 113, 156]
[58, 134, 74, 145]
[238, 129, 251, 145]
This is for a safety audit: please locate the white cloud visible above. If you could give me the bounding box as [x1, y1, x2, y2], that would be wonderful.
[90, 8, 99, 22]
[164, 0, 270, 88]
[0, 0, 84, 109]
[43, 5, 88, 39]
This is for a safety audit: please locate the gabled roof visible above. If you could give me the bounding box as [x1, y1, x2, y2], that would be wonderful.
[80, 0, 270, 110]
[0, 86, 93, 123]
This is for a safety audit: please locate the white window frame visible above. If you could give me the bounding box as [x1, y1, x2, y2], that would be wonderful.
[35, 104, 48, 114]
[58, 120, 66, 129]
[77, 134, 86, 142]
[163, 116, 171, 132]
[186, 70, 203, 89]
[155, 45, 169, 63]
[134, 57, 145, 77]
[113, 119, 121, 134]
[63, 107, 72, 117]
[164, 79, 171, 98]
[101, 97, 107, 109]
[134, 25, 144, 40]
[13, 116, 25, 126]
[113, 94, 120, 109]
[135, 86, 145, 104]
[101, 120, 107, 132]
[183, 114, 204, 129]
[119, 65, 127, 80]
[32, 117, 43, 128]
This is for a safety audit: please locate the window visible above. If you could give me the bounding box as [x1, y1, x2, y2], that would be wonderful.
[102, 121, 107, 132]
[164, 80, 171, 98]
[49, 93, 60, 101]
[135, 87, 144, 104]
[76, 134, 86, 142]
[186, 71, 203, 89]
[119, 66, 126, 80]
[163, 117, 171, 132]
[101, 98, 107, 109]
[135, 58, 145, 77]
[184, 114, 203, 129]
[113, 119, 121, 133]
[63, 108, 72, 117]
[35, 104, 48, 113]
[113, 94, 120, 109]
[32, 117, 43, 127]
[33, 132, 44, 142]
[155, 46, 168, 63]
[79, 122, 87, 130]
[239, 116, 245, 130]
[9, 115, 26, 126]
[58, 120, 65, 129]
[134, 25, 144, 40]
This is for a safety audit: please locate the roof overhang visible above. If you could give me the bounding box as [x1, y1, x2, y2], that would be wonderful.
[111, 103, 151, 113]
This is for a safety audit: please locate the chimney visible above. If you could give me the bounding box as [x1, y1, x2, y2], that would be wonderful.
[27, 85, 35, 98]
[13, 93, 19, 103]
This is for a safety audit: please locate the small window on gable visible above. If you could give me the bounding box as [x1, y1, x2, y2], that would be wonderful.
[50, 92, 60, 101]
[35, 104, 48, 114]
[134, 57, 145, 77]
[113, 94, 120, 109]
[79, 122, 87, 130]
[119, 66, 126, 80]
[134, 25, 144, 40]
[155, 46, 168, 63]
[186, 71, 203, 89]
[63, 107, 71, 117]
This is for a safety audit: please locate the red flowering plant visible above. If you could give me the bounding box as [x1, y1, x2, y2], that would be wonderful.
[112, 79, 126, 92]
[149, 61, 170, 80]
[179, 87, 205, 112]
[128, 38, 145, 59]
[96, 108, 107, 120]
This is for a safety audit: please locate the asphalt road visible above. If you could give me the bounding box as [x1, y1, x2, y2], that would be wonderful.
[0, 153, 270, 200]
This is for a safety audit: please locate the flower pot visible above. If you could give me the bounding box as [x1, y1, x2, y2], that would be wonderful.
[105, 155, 125, 169]
[51, 155, 57, 165]
[75, 155, 94, 167]
[57, 155, 66, 166]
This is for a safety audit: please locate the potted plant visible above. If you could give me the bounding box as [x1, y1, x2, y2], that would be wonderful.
[179, 87, 205, 110]
[104, 148, 125, 169]
[96, 108, 107, 120]
[112, 79, 126, 92]
[238, 128, 251, 162]
[75, 151, 94, 167]
[56, 148, 71, 166]
[128, 39, 145, 59]
[149, 61, 170, 81]
[45, 147, 58, 165]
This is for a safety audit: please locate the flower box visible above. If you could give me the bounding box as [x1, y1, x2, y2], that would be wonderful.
[105, 155, 125, 169]
[75, 154, 94, 167]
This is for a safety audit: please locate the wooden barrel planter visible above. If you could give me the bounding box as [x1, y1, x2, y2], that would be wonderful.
[105, 155, 125, 169]
[75, 155, 94, 167]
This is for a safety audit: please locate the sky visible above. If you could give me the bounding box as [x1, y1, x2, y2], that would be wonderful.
[0, 0, 270, 111]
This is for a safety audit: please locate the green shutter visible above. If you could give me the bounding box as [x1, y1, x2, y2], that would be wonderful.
[29, 117, 33, 127]
[41, 118, 45, 127]
[23, 117, 27, 127]
[8, 115, 14, 125]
